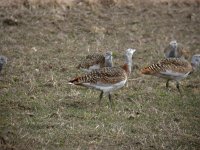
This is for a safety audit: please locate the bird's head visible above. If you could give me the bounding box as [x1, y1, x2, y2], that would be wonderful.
[125, 48, 136, 56]
[104, 51, 112, 60]
[169, 40, 178, 49]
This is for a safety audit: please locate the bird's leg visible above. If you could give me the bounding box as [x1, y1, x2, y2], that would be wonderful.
[166, 79, 170, 89]
[98, 91, 103, 106]
[108, 93, 113, 109]
[176, 81, 181, 94]
[166, 79, 170, 92]
[125, 82, 129, 88]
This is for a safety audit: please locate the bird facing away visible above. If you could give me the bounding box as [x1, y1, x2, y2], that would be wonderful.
[164, 40, 190, 60]
[69, 48, 136, 108]
[191, 54, 200, 70]
[77, 51, 113, 72]
[0, 55, 7, 72]
[141, 58, 193, 92]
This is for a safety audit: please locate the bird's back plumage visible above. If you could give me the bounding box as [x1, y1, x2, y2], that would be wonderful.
[70, 67, 127, 85]
[77, 54, 104, 68]
[77, 53, 112, 72]
[141, 58, 193, 80]
[69, 67, 127, 93]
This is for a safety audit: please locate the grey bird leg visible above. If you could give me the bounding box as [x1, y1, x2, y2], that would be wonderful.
[176, 81, 181, 93]
[166, 79, 170, 89]
[108, 93, 113, 109]
[125, 82, 129, 88]
[98, 91, 103, 106]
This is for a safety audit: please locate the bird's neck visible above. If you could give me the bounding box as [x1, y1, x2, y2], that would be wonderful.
[122, 61, 132, 76]
[124, 55, 132, 74]
[173, 45, 178, 53]
[105, 58, 113, 67]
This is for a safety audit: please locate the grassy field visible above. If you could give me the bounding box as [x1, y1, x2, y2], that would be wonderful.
[0, 0, 200, 149]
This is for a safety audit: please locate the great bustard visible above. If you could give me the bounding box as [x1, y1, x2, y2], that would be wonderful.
[77, 51, 113, 72]
[164, 40, 190, 60]
[0, 55, 7, 73]
[69, 48, 136, 107]
[141, 58, 193, 92]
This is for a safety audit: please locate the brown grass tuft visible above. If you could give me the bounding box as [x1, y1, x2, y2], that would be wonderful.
[0, 0, 199, 7]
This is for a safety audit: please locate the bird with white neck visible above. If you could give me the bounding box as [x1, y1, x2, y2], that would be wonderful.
[69, 48, 136, 108]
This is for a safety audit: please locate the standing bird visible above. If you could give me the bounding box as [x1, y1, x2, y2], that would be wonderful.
[141, 58, 193, 92]
[77, 51, 113, 72]
[69, 49, 136, 107]
[164, 40, 190, 60]
[0, 56, 7, 73]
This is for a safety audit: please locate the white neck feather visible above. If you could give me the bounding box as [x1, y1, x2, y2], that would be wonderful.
[125, 54, 133, 74]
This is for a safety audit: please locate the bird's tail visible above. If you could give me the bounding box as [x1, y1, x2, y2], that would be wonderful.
[76, 64, 81, 69]
[140, 66, 153, 75]
[68, 77, 82, 85]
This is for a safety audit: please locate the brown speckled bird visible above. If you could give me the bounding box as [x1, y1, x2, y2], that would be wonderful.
[164, 40, 190, 60]
[77, 51, 113, 72]
[141, 58, 193, 92]
[69, 49, 136, 107]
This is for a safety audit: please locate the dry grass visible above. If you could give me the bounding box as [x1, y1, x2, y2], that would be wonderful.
[0, 0, 200, 150]
[0, 0, 200, 7]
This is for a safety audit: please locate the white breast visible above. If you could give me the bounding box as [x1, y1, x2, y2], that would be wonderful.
[83, 79, 127, 93]
[159, 70, 190, 81]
